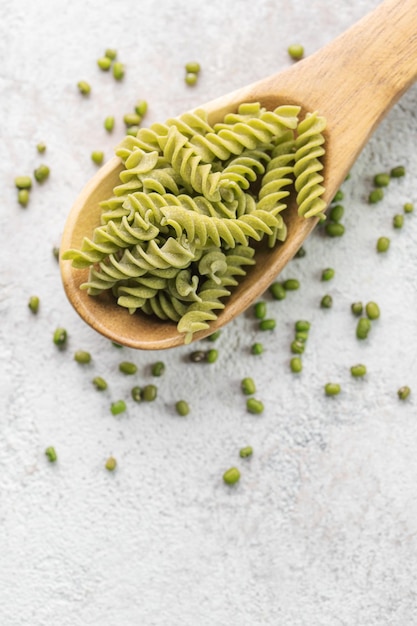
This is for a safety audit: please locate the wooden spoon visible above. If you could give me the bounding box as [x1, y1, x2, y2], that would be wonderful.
[60, 0, 417, 349]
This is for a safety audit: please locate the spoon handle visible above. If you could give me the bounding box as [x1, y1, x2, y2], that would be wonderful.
[280, 0, 417, 191]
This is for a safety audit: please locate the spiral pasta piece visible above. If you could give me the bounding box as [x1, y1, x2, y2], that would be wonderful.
[294, 112, 327, 219]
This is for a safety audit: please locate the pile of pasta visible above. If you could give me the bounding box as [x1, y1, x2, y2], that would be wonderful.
[63, 102, 326, 344]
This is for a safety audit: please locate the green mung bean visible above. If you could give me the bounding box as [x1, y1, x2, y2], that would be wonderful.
[365, 301, 380, 320]
[97, 56, 112, 71]
[15, 175, 32, 189]
[329, 204, 344, 222]
[91, 151, 104, 165]
[295, 320, 311, 332]
[45, 446, 57, 463]
[135, 100, 148, 116]
[112, 62, 125, 80]
[185, 72, 198, 86]
[17, 189, 30, 207]
[105, 456, 117, 471]
[34, 164, 50, 183]
[321, 268, 335, 281]
[356, 317, 371, 339]
[373, 172, 390, 187]
[393, 214, 404, 228]
[111, 400, 126, 415]
[36, 142, 46, 153]
[325, 222, 345, 237]
[368, 188, 384, 204]
[376, 236, 390, 252]
[259, 318, 276, 331]
[241, 377, 256, 395]
[290, 357, 302, 373]
[246, 398, 264, 414]
[223, 467, 240, 485]
[390, 165, 405, 178]
[151, 361, 165, 376]
[239, 446, 253, 459]
[175, 400, 190, 416]
[403, 202, 414, 213]
[131, 386, 142, 402]
[185, 61, 201, 74]
[251, 342, 264, 355]
[142, 384, 157, 401]
[324, 382, 341, 396]
[53, 327, 67, 348]
[74, 350, 92, 364]
[283, 278, 300, 291]
[291, 340, 305, 354]
[287, 44, 304, 60]
[398, 385, 411, 400]
[77, 80, 91, 95]
[119, 361, 137, 375]
[254, 301, 267, 319]
[320, 294, 333, 308]
[351, 301, 363, 316]
[28, 295, 39, 314]
[332, 189, 344, 202]
[92, 376, 108, 391]
[105, 48, 117, 60]
[350, 364, 367, 377]
[104, 116, 115, 132]
[206, 348, 218, 363]
[269, 282, 286, 300]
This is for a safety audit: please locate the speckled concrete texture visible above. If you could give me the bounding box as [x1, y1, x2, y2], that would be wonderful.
[1, 1, 417, 624]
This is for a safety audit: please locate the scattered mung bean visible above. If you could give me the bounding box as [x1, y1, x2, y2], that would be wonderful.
[28, 295, 39, 314]
[246, 398, 264, 414]
[97, 56, 112, 71]
[350, 364, 367, 377]
[92, 376, 108, 391]
[45, 446, 57, 463]
[320, 294, 333, 308]
[105, 456, 117, 471]
[321, 268, 335, 281]
[119, 361, 137, 375]
[104, 116, 115, 132]
[241, 377, 256, 395]
[239, 446, 253, 459]
[131, 386, 142, 402]
[112, 62, 125, 80]
[223, 467, 240, 485]
[254, 301, 267, 319]
[206, 349, 218, 363]
[356, 317, 371, 339]
[351, 301, 363, 316]
[376, 236, 390, 252]
[398, 385, 411, 400]
[325, 222, 345, 237]
[111, 400, 126, 415]
[15, 175, 32, 189]
[283, 278, 300, 291]
[403, 202, 414, 213]
[287, 44, 304, 60]
[259, 318, 276, 331]
[142, 384, 157, 402]
[368, 188, 384, 203]
[324, 382, 341, 396]
[91, 151, 104, 165]
[251, 342, 264, 355]
[390, 165, 405, 178]
[290, 357, 302, 373]
[373, 172, 390, 187]
[365, 301, 380, 320]
[34, 164, 50, 183]
[151, 361, 165, 376]
[77, 80, 91, 95]
[393, 214, 404, 228]
[18, 189, 30, 207]
[329, 204, 344, 222]
[53, 327, 67, 348]
[74, 350, 92, 364]
[175, 400, 190, 416]
[269, 282, 286, 300]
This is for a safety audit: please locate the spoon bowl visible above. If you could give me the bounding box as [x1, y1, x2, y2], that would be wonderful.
[60, 0, 417, 349]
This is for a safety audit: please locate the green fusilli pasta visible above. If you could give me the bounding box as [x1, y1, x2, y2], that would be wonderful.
[63, 102, 326, 344]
